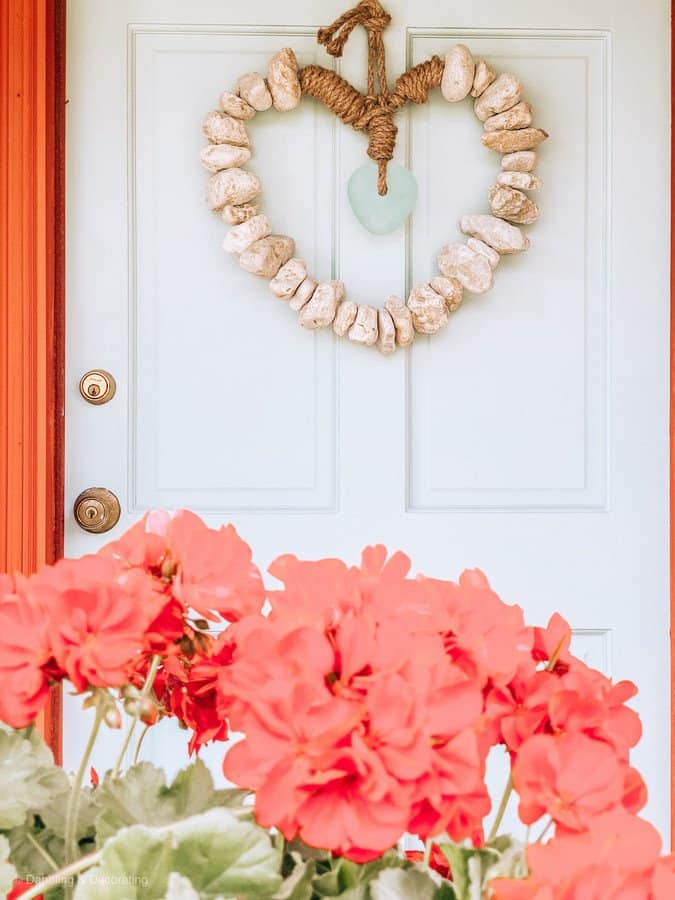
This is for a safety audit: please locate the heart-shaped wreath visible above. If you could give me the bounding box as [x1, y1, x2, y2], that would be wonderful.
[200, 0, 548, 353]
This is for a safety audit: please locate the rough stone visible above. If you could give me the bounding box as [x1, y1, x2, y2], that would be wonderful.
[202, 110, 250, 146]
[299, 280, 344, 329]
[333, 300, 358, 336]
[268, 48, 302, 112]
[223, 214, 271, 253]
[384, 296, 414, 347]
[496, 171, 541, 190]
[471, 59, 496, 97]
[236, 73, 273, 111]
[206, 168, 261, 210]
[441, 44, 475, 102]
[289, 277, 316, 311]
[501, 150, 537, 172]
[489, 185, 540, 225]
[484, 101, 533, 132]
[437, 243, 494, 294]
[239, 235, 295, 278]
[221, 203, 259, 225]
[466, 238, 500, 270]
[219, 91, 256, 120]
[482, 127, 549, 153]
[430, 276, 463, 312]
[407, 284, 449, 334]
[460, 214, 530, 254]
[348, 305, 379, 345]
[377, 308, 397, 354]
[474, 73, 522, 122]
[269, 258, 307, 299]
[200, 143, 251, 173]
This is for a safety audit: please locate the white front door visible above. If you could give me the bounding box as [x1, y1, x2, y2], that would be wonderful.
[66, 0, 671, 840]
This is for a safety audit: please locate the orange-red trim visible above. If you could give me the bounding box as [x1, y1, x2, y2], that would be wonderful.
[0, 0, 65, 762]
[671, 4, 674, 848]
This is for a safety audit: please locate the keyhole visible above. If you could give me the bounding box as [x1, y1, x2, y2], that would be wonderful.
[86, 506, 97, 519]
[88, 384, 101, 397]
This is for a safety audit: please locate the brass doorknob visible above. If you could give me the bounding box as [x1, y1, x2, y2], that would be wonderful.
[73, 487, 121, 533]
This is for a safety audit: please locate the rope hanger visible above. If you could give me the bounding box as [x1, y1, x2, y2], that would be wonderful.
[298, 0, 444, 195]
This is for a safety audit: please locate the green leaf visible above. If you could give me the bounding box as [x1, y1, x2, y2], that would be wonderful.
[0, 726, 69, 830]
[273, 853, 315, 900]
[94, 760, 247, 845]
[0, 835, 17, 900]
[76, 809, 281, 900]
[163, 873, 200, 900]
[436, 844, 500, 900]
[6, 821, 65, 880]
[75, 826, 173, 899]
[312, 854, 408, 899]
[170, 808, 281, 898]
[370, 867, 449, 900]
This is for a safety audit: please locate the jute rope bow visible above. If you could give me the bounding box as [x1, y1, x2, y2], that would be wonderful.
[299, 0, 444, 195]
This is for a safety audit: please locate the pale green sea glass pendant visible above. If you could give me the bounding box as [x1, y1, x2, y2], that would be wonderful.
[347, 161, 418, 235]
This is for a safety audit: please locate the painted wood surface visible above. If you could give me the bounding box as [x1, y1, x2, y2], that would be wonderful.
[0, 0, 65, 760]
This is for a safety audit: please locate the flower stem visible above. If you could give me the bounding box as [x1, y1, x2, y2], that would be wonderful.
[423, 838, 432, 867]
[63, 696, 105, 893]
[26, 831, 59, 872]
[487, 774, 513, 843]
[535, 818, 553, 843]
[111, 654, 161, 779]
[132, 722, 151, 765]
[17, 850, 103, 900]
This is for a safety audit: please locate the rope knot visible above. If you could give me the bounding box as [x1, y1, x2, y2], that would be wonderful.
[318, 0, 391, 58]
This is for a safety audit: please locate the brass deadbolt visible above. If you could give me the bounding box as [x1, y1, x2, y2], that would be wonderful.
[79, 370, 116, 405]
[74, 487, 121, 534]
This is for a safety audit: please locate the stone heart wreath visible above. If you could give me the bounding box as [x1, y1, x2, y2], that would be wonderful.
[200, 0, 548, 352]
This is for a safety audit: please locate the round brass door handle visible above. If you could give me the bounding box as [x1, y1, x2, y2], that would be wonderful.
[73, 487, 121, 534]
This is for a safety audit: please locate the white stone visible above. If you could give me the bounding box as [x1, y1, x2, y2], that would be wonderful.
[239, 235, 295, 278]
[460, 214, 530, 254]
[407, 284, 449, 334]
[384, 296, 414, 347]
[466, 238, 500, 270]
[484, 101, 533, 132]
[221, 203, 259, 225]
[496, 171, 542, 190]
[219, 91, 256, 120]
[482, 127, 548, 154]
[236, 73, 273, 111]
[377, 308, 396, 354]
[441, 44, 475, 102]
[430, 276, 464, 311]
[268, 48, 302, 112]
[206, 168, 261, 210]
[223, 214, 271, 253]
[289, 277, 316, 311]
[269, 259, 307, 299]
[501, 150, 537, 172]
[489, 185, 540, 225]
[200, 144, 251, 173]
[348, 306, 379, 345]
[333, 300, 358, 336]
[471, 59, 496, 97]
[299, 280, 344, 329]
[437, 243, 494, 294]
[202, 110, 250, 146]
[474, 73, 522, 122]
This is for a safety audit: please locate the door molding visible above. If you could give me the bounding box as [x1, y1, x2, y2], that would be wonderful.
[0, 0, 672, 832]
[0, 0, 65, 759]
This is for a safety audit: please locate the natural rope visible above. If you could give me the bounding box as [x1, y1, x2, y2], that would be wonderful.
[298, 0, 443, 195]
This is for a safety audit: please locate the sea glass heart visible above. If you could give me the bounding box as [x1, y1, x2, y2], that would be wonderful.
[348, 161, 418, 235]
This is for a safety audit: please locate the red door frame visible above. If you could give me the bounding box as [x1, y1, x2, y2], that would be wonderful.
[0, 0, 673, 833]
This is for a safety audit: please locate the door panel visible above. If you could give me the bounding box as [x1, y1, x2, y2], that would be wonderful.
[66, 0, 671, 840]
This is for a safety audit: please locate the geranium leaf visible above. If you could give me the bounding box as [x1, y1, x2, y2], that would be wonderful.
[77, 809, 281, 900]
[370, 867, 451, 900]
[169, 808, 281, 898]
[273, 852, 315, 900]
[94, 760, 247, 844]
[436, 845, 499, 900]
[0, 726, 69, 830]
[312, 854, 407, 899]
[0, 836, 17, 900]
[6, 821, 65, 880]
